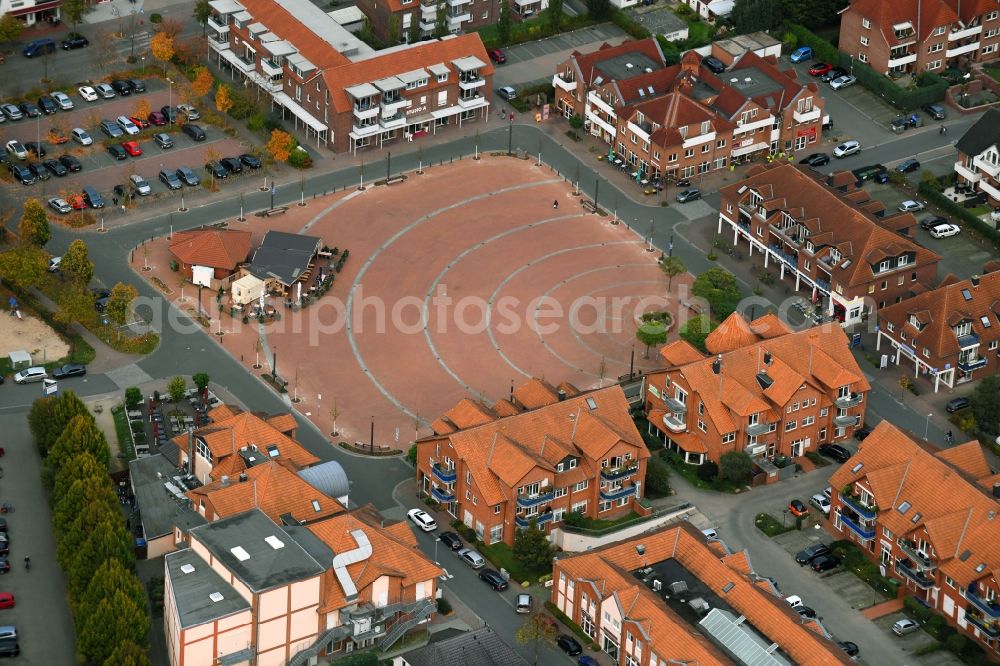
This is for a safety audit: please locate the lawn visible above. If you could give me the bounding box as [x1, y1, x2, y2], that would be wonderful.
[662, 451, 743, 493]
[682, 16, 715, 46]
[754, 512, 795, 537]
[478, 541, 549, 585]
[986, 66, 1000, 84]
[111, 405, 137, 462]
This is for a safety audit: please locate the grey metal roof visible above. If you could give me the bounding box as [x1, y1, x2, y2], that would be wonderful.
[400, 627, 527, 666]
[165, 548, 250, 629]
[699, 608, 793, 666]
[595, 52, 663, 82]
[452, 55, 487, 72]
[188, 509, 325, 592]
[956, 108, 1000, 158]
[129, 454, 206, 540]
[248, 231, 322, 286]
[428, 63, 450, 76]
[297, 460, 350, 503]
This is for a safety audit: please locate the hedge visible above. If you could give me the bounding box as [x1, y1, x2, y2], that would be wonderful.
[784, 23, 947, 111]
[918, 181, 1000, 251]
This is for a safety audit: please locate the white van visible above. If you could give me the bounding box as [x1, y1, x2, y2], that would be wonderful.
[13, 366, 47, 384]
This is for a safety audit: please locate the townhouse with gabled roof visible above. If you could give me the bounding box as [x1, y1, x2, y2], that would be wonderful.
[643, 315, 869, 476]
[164, 505, 442, 666]
[552, 523, 852, 665]
[552, 39, 826, 181]
[954, 107, 1000, 206]
[354, 0, 503, 46]
[415, 378, 650, 547]
[838, 0, 1000, 77]
[828, 421, 1000, 654]
[877, 270, 1000, 391]
[718, 162, 941, 326]
[207, 0, 494, 153]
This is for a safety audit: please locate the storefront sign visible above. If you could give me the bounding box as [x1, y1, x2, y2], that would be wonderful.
[406, 105, 427, 116]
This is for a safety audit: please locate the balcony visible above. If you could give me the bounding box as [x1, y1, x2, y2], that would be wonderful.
[208, 35, 230, 52]
[207, 15, 230, 34]
[895, 560, 936, 589]
[950, 25, 983, 41]
[834, 414, 860, 428]
[840, 513, 876, 541]
[793, 106, 821, 123]
[431, 463, 456, 483]
[419, 17, 436, 30]
[769, 223, 802, 247]
[746, 422, 771, 436]
[840, 493, 877, 520]
[887, 52, 917, 68]
[458, 76, 485, 91]
[600, 484, 637, 501]
[353, 103, 379, 120]
[973, 155, 1000, 179]
[447, 0, 471, 6]
[431, 486, 455, 503]
[955, 161, 982, 183]
[351, 122, 381, 138]
[601, 464, 639, 482]
[663, 412, 686, 433]
[457, 94, 486, 109]
[381, 113, 406, 130]
[516, 512, 554, 529]
[261, 59, 283, 77]
[958, 356, 988, 371]
[958, 333, 980, 349]
[738, 201, 761, 219]
[447, 10, 471, 25]
[234, 55, 256, 73]
[835, 393, 864, 409]
[947, 41, 981, 57]
[587, 91, 614, 116]
[897, 539, 935, 571]
[967, 609, 1000, 638]
[552, 73, 577, 93]
[381, 96, 408, 114]
[516, 490, 554, 508]
[967, 584, 1000, 619]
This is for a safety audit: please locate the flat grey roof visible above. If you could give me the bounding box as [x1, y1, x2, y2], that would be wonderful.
[720, 65, 784, 100]
[208, 0, 244, 14]
[129, 454, 206, 541]
[625, 7, 689, 39]
[248, 231, 322, 286]
[188, 509, 325, 592]
[715, 31, 780, 58]
[279, 0, 372, 58]
[165, 548, 250, 629]
[595, 52, 663, 83]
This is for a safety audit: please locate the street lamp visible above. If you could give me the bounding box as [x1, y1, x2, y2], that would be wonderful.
[167, 78, 174, 122]
[924, 412, 932, 440]
[433, 537, 440, 565]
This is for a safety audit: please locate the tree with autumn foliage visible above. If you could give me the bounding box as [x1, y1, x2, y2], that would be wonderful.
[150, 31, 174, 73]
[215, 83, 234, 124]
[191, 66, 214, 98]
[266, 129, 296, 163]
[132, 98, 151, 122]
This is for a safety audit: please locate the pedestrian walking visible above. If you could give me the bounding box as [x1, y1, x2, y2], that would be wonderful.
[113, 196, 118, 206]
[553, 200, 559, 209]
[940, 125, 947, 135]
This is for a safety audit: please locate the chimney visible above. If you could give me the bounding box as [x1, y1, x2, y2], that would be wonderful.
[712, 354, 722, 375]
[239, 472, 248, 482]
[972, 274, 981, 287]
[764, 351, 772, 365]
[558, 389, 567, 401]
[221, 475, 230, 486]
[993, 483, 1000, 498]
[636, 544, 646, 555]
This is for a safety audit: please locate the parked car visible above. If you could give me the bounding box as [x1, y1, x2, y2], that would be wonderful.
[176, 166, 201, 187]
[106, 144, 127, 160]
[18, 102, 41, 118]
[42, 159, 68, 177]
[129, 173, 151, 196]
[148, 110, 168, 126]
[23, 37, 56, 57]
[7, 163, 34, 185]
[177, 103, 201, 120]
[406, 508, 436, 532]
[892, 618, 920, 636]
[205, 160, 228, 179]
[818, 444, 852, 463]
[221, 156, 243, 174]
[52, 91, 74, 110]
[159, 169, 182, 190]
[116, 115, 140, 135]
[838, 641, 860, 656]
[799, 152, 830, 167]
[153, 133, 174, 149]
[830, 75, 857, 90]
[790, 46, 813, 62]
[833, 140, 861, 158]
[919, 215, 948, 230]
[898, 200, 926, 212]
[48, 127, 69, 144]
[181, 123, 206, 141]
[82, 185, 104, 209]
[947, 396, 971, 412]
[702, 55, 726, 73]
[487, 48, 506, 64]
[808, 62, 833, 76]
[496, 86, 517, 101]
[896, 158, 921, 173]
[37, 95, 58, 115]
[129, 115, 150, 129]
[794, 543, 831, 565]
[516, 593, 532, 613]
[47, 256, 62, 272]
[675, 188, 701, 203]
[5, 140, 26, 160]
[121, 140, 142, 157]
[458, 548, 486, 569]
[14, 366, 48, 384]
[99, 119, 124, 138]
[577, 656, 599, 666]
[478, 568, 508, 591]
[110, 79, 132, 96]
[78, 85, 99, 102]
[25, 141, 45, 158]
[923, 103, 947, 120]
[53, 364, 87, 379]
[47, 197, 72, 214]
[701, 528, 718, 540]
[809, 493, 831, 515]
[821, 67, 848, 82]
[796, 605, 817, 618]
[71, 128, 93, 146]
[161, 105, 179, 123]
[128, 79, 146, 93]
[438, 531, 463, 551]
[0, 104, 22, 121]
[0, 593, 13, 609]
[0, 559, 8, 574]
[930, 223, 960, 238]
[785, 595, 803, 607]
[239, 153, 262, 169]
[95, 83, 116, 99]
[788, 499, 809, 517]
[59, 154, 82, 172]
[28, 162, 51, 181]
[61, 33, 89, 49]
[557, 635, 583, 656]
[811, 554, 841, 572]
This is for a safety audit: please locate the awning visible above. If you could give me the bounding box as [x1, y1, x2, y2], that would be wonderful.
[263, 39, 296, 57]
[428, 63, 450, 77]
[345, 82, 379, 99]
[232, 10, 252, 21]
[209, 0, 245, 13]
[373, 76, 404, 92]
[272, 92, 328, 133]
[397, 69, 430, 84]
[286, 53, 316, 73]
[247, 22, 266, 34]
[452, 55, 487, 72]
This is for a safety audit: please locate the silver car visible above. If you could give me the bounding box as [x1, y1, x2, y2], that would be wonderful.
[458, 548, 486, 569]
[95, 82, 116, 99]
[129, 173, 151, 196]
[52, 91, 74, 110]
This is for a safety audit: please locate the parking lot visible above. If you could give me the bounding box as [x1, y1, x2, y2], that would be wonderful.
[0, 79, 260, 219]
[492, 24, 629, 89]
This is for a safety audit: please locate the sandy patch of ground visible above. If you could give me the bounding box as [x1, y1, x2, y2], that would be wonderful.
[0, 311, 69, 363]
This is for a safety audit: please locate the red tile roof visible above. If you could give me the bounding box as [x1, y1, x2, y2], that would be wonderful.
[568, 38, 666, 87]
[169, 228, 253, 271]
[845, 0, 959, 41]
[237, 0, 350, 69]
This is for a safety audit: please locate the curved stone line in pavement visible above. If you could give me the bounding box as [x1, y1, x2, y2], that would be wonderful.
[483, 239, 643, 380]
[344, 178, 563, 423]
[298, 188, 367, 234]
[420, 212, 587, 401]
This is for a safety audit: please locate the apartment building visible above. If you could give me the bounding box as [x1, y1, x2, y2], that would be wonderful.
[415, 379, 650, 547]
[164, 506, 442, 666]
[207, 0, 493, 153]
[955, 107, 1000, 206]
[355, 0, 501, 45]
[717, 162, 941, 326]
[643, 315, 869, 474]
[877, 271, 1000, 391]
[0, 0, 60, 26]
[552, 40, 825, 180]
[838, 0, 1000, 76]
[828, 421, 1000, 654]
[552, 524, 852, 665]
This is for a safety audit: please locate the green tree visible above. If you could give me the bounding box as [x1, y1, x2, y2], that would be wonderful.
[644, 456, 671, 498]
[84, 559, 148, 624]
[515, 612, 557, 666]
[972, 375, 1000, 436]
[106, 282, 138, 327]
[28, 391, 90, 458]
[54, 451, 107, 501]
[692, 267, 742, 320]
[18, 198, 51, 247]
[546, 0, 563, 33]
[512, 519, 554, 574]
[730, 0, 778, 34]
[54, 476, 119, 534]
[407, 15, 421, 44]
[49, 414, 112, 471]
[61, 239, 95, 286]
[125, 387, 143, 411]
[388, 14, 401, 44]
[78, 589, 149, 664]
[434, 5, 448, 38]
[66, 519, 135, 601]
[193, 0, 212, 35]
[102, 640, 151, 666]
[679, 315, 715, 353]
[56, 283, 98, 327]
[0, 13, 24, 43]
[659, 255, 686, 293]
[497, 0, 512, 44]
[0, 244, 47, 289]
[585, 0, 611, 20]
[59, 506, 126, 576]
[193, 372, 210, 394]
[719, 450, 753, 485]
[635, 320, 668, 358]
[167, 376, 187, 403]
[61, 0, 92, 31]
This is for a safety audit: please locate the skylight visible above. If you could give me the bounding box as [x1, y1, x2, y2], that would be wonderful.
[911, 512, 922, 523]
[267, 444, 280, 457]
[210, 592, 225, 602]
[722, 582, 735, 594]
[231, 546, 250, 561]
[180, 563, 196, 574]
[851, 462, 863, 474]
[264, 535, 285, 550]
[897, 501, 911, 514]
[976, 563, 987, 573]
[982, 316, 992, 328]
[586, 398, 598, 410]
[962, 289, 973, 301]
[312, 500, 322, 512]
[960, 549, 972, 561]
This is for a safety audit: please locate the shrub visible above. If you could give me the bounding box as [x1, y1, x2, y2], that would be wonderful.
[436, 597, 452, 615]
[696, 460, 718, 482]
[247, 111, 267, 133]
[288, 148, 313, 169]
[150, 13, 162, 23]
[563, 511, 586, 528]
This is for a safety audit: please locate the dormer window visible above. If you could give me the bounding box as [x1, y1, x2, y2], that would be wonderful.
[700, 120, 710, 134]
[679, 126, 688, 139]
[879, 259, 891, 272]
[897, 255, 908, 267]
[955, 321, 972, 337]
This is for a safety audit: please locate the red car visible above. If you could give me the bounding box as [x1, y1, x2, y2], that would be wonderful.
[122, 140, 143, 157]
[130, 115, 150, 129]
[809, 62, 833, 76]
[789, 499, 810, 517]
[148, 110, 167, 126]
[68, 194, 87, 210]
[487, 48, 506, 64]
[0, 593, 13, 609]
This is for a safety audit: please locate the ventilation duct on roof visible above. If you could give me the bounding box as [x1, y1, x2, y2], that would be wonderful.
[332, 529, 373, 602]
[755, 371, 773, 390]
[763, 352, 772, 365]
[712, 355, 722, 375]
